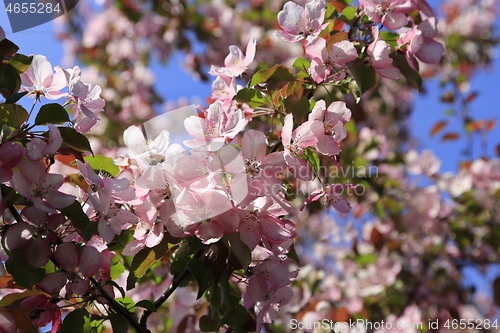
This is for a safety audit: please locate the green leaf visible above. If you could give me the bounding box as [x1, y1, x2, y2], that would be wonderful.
[250, 64, 295, 88]
[60, 201, 93, 240]
[199, 315, 219, 332]
[338, 6, 356, 24]
[0, 38, 19, 58]
[56, 127, 94, 154]
[303, 148, 320, 180]
[135, 250, 157, 278]
[115, 296, 135, 311]
[187, 258, 214, 299]
[226, 233, 251, 271]
[109, 313, 129, 333]
[0, 103, 28, 128]
[35, 103, 71, 125]
[287, 243, 300, 265]
[60, 308, 89, 333]
[5, 249, 45, 289]
[347, 58, 377, 96]
[347, 76, 361, 102]
[127, 248, 154, 290]
[9, 54, 33, 75]
[0, 65, 21, 98]
[234, 88, 266, 108]
[135, 300, 156, 312]
[356, 253, 377, 265]
[284, 96, 310, 123]
[84, 155, 120, 177]
[109, 260, 125, 280]
[391, 53, 422, 91]
[5, 91, 28, 104]
[379, 31, 399, 49]
[292, 58, 310, 72]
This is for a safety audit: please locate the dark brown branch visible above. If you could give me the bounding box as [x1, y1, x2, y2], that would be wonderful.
[139, 250, 203, 331]
[89, 277, 148, 333]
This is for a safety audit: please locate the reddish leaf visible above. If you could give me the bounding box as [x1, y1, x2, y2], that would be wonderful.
[440, 91, 455, 103]
[468, 120, 483, 132]
[430, 120, 448, 137]
[487, 118, 497, 132]
[465, 91, 478, 104]
[441, 132, 460, 142]
[0, 273, 24, 290]
[370, 227, 384, 250]
[330, 1, 346, 12]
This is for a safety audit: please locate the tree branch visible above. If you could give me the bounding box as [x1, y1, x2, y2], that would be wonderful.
[89, 276, 148, 333]
[139, 250, 203, 331]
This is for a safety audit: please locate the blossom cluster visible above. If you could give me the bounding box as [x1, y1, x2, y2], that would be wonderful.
[0, 0, 472, 331]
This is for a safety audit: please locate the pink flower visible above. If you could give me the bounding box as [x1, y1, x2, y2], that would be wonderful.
[11, 160, 76, 213]
[255, 286, 294, 333]
[183, 101, 247, 150]
[242, 257, 298, 333]
[300, 183, 355, 213]
[219, 130, 287, 203]
[37, 242, 103, 296]
[238, 195, 296, 251]
[359, 0, 416, 30]
[77, 160, 136, 203]
[304, 37, 358, 83]
[282, 114, 324, 181]
[58, 66, 105, 133]
[211, 76, 238, 108]
[308, 100, 351, 156]
[26, 124, 63, 161]
[21, 55, 67, 100]
[209, 39, 256, 77]
[368, 26, 401, 80]
[166, 188, 237, 244]
[21, 295, 61, 333]
[0, 141, 25, 183]
[275, 0, 327, 42]
[88, 188, 138, 243]
[397, 17, 445, 71]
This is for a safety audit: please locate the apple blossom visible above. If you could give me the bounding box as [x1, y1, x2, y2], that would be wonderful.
[275, 0, 327, 42]
[183, 101, 247, 150]
[238, 195, 296, 251]
[304, 37, 358, 83]
[0, 141, 25, 183]
[21, 295, 62, 333]
[398, 17, 445, 70]
[57, 65, 106, 133]
[308, 100, 352, 156]
[209, 39, 257, 77]
[359, 0, 416, 30]
[368, 26, 401, 80]
[11, 161, 76, 213]
[21, 55, 67, 100]
[282, 114, 324, 181]
[26, 124, 62, 161]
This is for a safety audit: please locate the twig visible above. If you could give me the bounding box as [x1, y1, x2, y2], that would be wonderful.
[139, 250, 203, 331]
